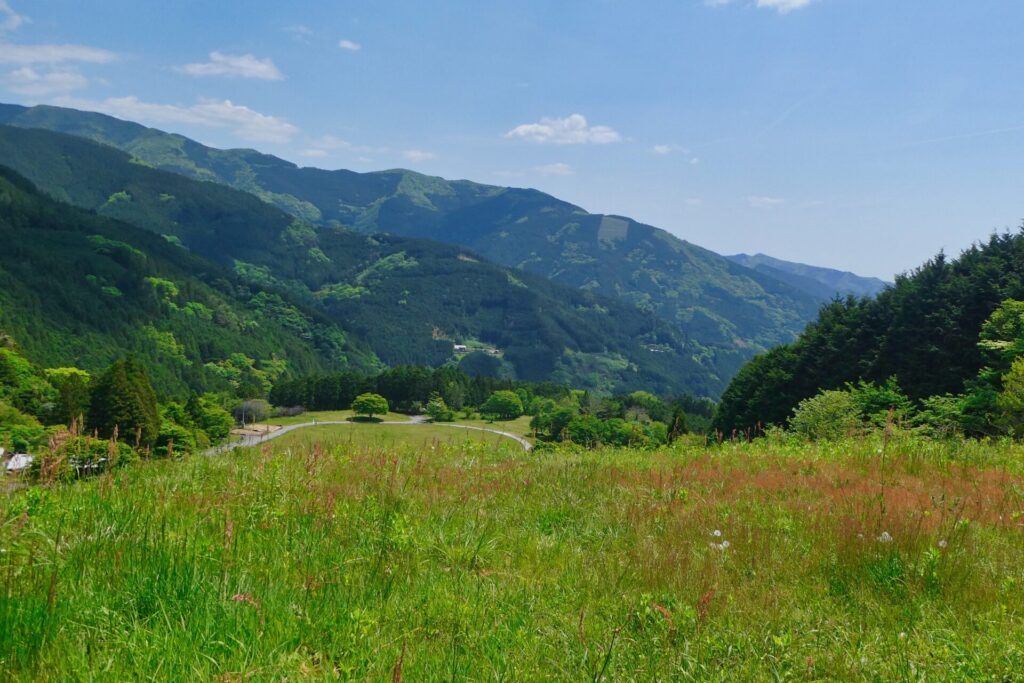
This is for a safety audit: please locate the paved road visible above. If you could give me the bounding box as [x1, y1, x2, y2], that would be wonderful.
[209, 416, 532, 455]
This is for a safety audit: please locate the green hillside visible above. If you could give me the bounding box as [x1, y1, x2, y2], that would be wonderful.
[0, 126, 722, 397]
[0, 166, 373, 398]
[0, 103, 825, 365]
[714, 232, 1024, 432]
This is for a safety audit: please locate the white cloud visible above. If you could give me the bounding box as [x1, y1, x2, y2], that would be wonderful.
[756, 0, 815, 12]
[338, 39, 361, 51]
[0, 1, 27, 33]
[0, 43, 116, 65]
[402, 149, 434, 163]
[747, 195, 785, 209]
[299, 148, 328, 158]
[534, 162, 574, 176]
[704, 0, 816, 12]
[505, 113, 621, 145]
[54, 95, 299, 143]
[4, 65, 86, 95]
[177, 52, 283, 80]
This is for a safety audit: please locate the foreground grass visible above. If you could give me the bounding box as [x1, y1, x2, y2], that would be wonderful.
[1, 434, 1023, 680]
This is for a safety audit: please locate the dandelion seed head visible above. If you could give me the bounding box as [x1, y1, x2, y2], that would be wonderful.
[877, 531, 893, 543]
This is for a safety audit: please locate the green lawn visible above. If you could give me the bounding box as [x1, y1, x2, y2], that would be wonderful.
[272, 422, 526, 449]
[265, 409, 410, 426]
[2, 434, 1023, 679]
[450, 414, 534, 439]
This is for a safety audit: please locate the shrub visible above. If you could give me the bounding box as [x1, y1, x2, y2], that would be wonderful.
[790, 389, 861, 441]
[425, 393, 454, 422]
[480, 390, 523, 420]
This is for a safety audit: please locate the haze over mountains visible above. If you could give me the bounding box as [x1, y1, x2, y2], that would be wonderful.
[0, 102, 887, 397]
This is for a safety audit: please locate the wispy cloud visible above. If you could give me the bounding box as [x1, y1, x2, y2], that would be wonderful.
[3, 65, 86, 95]
[0, 43, 116, 65]
[705, 0, 816, 13]
[0, 1, 28, 33]
[338, 39, 361, 51]
[535, 162, 574, 176]
[506, 113, 621, 145]
[900, 123, 1024, 149]
[177, 52, 283, 80]
[747, 195, 785, 209]
[402, 149, 434, 163]
[284, 24, 313, 42]
[55, 95, 299, 143]
[756, 0, 815, 13]
[652, 144, 700, 165]
[299, 148, 328, 158]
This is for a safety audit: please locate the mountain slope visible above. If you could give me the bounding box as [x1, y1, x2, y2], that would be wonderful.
[726, 253, 889, 299]
[0, 165, 375, 398]
[0, 125, 723, 396]
[0, 103, 826, 363]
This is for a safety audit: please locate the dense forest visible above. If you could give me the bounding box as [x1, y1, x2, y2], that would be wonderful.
[714, 231, 1024, 436]
[0, 166, 367, 398]
[0, 128, 724, 397]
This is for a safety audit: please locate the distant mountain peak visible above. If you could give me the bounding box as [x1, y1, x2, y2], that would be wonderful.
[726, 252, 889, 299]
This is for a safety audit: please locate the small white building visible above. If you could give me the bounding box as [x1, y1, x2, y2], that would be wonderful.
[5, 453, 33, 473]
[453, 344, 468, 353]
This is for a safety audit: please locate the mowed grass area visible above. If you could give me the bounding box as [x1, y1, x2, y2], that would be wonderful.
[2, 434, 1024, 680]
[453, 414, 534, 439]
[273, 423, 525, 450]
[265, 410, 410, 426]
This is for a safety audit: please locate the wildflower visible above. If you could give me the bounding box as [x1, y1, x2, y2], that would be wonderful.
[877, 531, 893, 543]
[710, 529, 722, 538]
[937, 539, 947, 548]
[709, 540, 730, 551]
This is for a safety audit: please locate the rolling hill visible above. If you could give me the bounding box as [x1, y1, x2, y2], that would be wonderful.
[0, 103, 834, 368]
[0, 126, 724, 397]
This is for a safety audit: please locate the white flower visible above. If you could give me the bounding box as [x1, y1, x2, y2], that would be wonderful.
[877, 531, 893, 543]
[709, 540, 730, 551]
[721, 540, 730, 549]
[711, 529, 722, 538]
[937, 539, 947, 548]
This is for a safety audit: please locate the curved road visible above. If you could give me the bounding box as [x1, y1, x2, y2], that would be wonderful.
[209, 416, 532, 455]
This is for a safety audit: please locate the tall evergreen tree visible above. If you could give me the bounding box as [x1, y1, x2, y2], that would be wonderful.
[88, 358, 159, 446]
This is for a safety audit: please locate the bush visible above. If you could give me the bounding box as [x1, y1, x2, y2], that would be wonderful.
[790, 390, 861, 441]
[480, 390, 523, 420]
[425, 393, 454, 422]
[234, 399, 271, 424]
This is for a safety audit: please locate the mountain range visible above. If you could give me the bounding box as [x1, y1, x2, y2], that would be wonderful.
[726, 253, 889, 300]
[0, 102, 887, 398]
[0, 125, 720, 397]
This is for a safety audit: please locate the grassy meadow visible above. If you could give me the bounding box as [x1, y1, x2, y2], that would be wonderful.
[2, 431, 1023, 680]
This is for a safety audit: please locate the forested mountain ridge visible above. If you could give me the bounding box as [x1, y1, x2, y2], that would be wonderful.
[0, 165, 374, 398]
[0, 102, 832, 370]
[714, 232, 1024, 433]
[726, 253, 889, 299]
[0, 126, 723, 397]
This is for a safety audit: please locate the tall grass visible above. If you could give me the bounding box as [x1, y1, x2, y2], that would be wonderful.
[1, 432, 1022, 680]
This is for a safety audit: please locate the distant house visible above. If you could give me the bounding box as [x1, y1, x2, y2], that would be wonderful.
[453, 344, 468, 353]
[5, 453, 33, 473]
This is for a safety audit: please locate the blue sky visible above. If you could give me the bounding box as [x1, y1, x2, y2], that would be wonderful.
[1, 0, 1022, 278]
